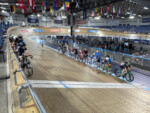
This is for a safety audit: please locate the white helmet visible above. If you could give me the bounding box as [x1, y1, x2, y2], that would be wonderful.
[106, 57, 109, 61]
[13, 36, 17, 40]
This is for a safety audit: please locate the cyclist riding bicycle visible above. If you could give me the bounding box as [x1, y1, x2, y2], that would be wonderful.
[18, 42, 32, 63]
[107, 55, 112, 67]
[120, 60, 131, 76]
[16, 34, 24, 49]
[11, 34, 24, 51]
[9, 34, 14, 43]
[102, 56, 110, 71]
[90, 53, 96, 64]
[84, 49, 88, 62]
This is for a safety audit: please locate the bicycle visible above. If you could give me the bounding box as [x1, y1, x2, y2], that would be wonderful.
[21, 55, 33, 77]
[114, 68, 134, 82]
[101, 63, 111, 73]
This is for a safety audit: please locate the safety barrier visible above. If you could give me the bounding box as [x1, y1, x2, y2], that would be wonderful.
[74, 43, 150, 71]
[34, 36, 150, 72]
[8, 47, 46, 113]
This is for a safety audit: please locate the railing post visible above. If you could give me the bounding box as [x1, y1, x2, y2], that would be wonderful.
[9, 52, 13, 60]
[11, 58, 15, 69]
[13, 69, 21, 86]
[17, 83, 31, 108]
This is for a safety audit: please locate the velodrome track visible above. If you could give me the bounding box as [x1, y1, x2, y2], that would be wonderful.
[8, 26, 150, 113]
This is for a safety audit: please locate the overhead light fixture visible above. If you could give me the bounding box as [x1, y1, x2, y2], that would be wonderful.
[129, 16, 134, 19]
[133, 14, 136, 16]
[94, 16, 100, 20]
[121, 17, 125, 19]
[144, 7, 148, 10]
[60, 7, 63, 10]
[2, 10, 7, 13]
[127, 12, 130, 14]
[0, 3, 9, 5]
[62, 16, 67, 19]
[1, 7, 6, 10]
[37, 14, 41, 17]
[138, 15, 142, 17]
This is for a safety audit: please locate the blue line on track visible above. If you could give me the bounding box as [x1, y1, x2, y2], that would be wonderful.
[58, 81, 70, 89]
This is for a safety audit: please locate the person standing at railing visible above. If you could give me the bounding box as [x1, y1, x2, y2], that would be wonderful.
[40, 38, 44, 51]
[65, 42, 69, 55]
[95, 50, 101, 68]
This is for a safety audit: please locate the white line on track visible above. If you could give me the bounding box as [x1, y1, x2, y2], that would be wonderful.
[29, 80, 145, 89]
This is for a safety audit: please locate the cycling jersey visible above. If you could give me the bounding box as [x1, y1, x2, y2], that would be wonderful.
[108, 57, 112, 64]
[95, 52, 101, 61]
[18, 47, 27, 56]
[74, 49, 78, 55]
[120, 62, 130, 70]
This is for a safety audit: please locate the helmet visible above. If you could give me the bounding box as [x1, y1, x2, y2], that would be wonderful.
[20, 42, 26, 47]
[18, 34, 23, 39]
[106, 57, 109, 61]
[13, 36, 17, 40]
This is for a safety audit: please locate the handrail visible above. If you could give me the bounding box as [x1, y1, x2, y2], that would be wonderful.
[8, 46, 46, 113]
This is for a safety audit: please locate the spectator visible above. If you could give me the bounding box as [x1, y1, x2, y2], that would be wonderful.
[95, 50, 101, 68]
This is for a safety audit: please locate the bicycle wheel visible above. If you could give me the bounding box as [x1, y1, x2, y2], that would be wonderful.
[114, 68, 121, 77]
[24, 60, 33, 77]
[125, 73, 134, 82]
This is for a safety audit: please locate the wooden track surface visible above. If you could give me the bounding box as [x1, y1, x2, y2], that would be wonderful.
[36, 26, 150, 39]
[8, 27, 150, 113]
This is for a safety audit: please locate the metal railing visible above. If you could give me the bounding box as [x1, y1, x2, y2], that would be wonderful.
[74, 43, 150, 71]
[8, 46, 46, 113]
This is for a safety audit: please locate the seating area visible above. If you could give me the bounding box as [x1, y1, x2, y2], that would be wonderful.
[99, 25, 150, 34]
[133, 25, 150, 34]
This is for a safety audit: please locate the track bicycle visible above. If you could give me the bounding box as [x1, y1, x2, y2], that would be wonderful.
[114, 68, 134, 82]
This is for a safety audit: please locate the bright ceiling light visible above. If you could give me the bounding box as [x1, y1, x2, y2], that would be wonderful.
[0, 3, 8, 5]
[1, 7, 6, 10]
[144, 7, 148, 10]
[2, 10, 4, 13]
[94, 16, 100, 20]
[129, 16, 134, 19]
[37, 14, 40, 17]
[121, 17, 124, 19]
[60, 7, 63, 10]
[138, 15, 142, 17]
[2, 10, 7, 13]
[62, 16, 67, 19]
[127, 12, 130, 14]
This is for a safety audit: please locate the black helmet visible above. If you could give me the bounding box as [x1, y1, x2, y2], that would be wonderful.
[20, 42, 26, 47]
[18, 34, 23, 39]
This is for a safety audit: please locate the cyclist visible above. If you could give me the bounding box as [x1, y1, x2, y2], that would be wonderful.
[9, 34, 14, 43]
[79, 49, 84, 61]
[16, 34, 24, 48]
[90, 53, 96, 65]
[107, 55, 112, 68]
[18, 42, 32, 63]
[10, 36, 17, 50]
[74, 47, 78, 58]
[84, 49, 88, 63]
[120, 60, 131, 76]
[11, 34, 24, 51]
[102, 56, 109, 71]
[105, 55, 112, 72]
